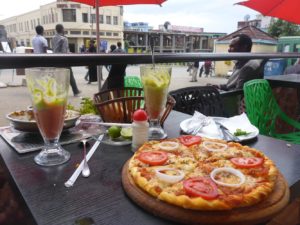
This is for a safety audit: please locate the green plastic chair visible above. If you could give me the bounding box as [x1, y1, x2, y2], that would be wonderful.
[243, 79, 300, 144]
[124, 76, 143, 88]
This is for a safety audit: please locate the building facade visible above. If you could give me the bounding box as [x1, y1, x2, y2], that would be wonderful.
[124, 24, 226, 53]
[0, 0, 124, 52]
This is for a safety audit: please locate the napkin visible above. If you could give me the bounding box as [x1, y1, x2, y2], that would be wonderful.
[186, 111, 223, 139]
[218, 113, 256, 135]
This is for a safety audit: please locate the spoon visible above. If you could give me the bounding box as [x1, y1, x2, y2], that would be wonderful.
[81, 139, 90, 178]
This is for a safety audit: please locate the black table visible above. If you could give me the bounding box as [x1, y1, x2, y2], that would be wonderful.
[1, 111, 300, 225]
[266, 74, 300, 88]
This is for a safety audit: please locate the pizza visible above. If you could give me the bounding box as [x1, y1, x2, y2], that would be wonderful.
[128, 135, 279, 211]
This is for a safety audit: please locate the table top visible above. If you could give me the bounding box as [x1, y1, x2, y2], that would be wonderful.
[266, 74, 300, 88]
[0, 111, 300, 225]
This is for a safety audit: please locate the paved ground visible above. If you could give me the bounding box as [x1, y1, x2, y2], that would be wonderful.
[0, 65, 227, 126]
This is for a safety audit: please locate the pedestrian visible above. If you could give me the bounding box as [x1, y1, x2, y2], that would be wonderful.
[52, 24, 81, 97]
[87, 40, 97, 84]
[32, 25, 48, 53]
[101, 43, 126, 91]
[199, 61, 204, 77]
[186, 62, 193, 75]
[204, 60, 212, 77]
[80, 44, 86, 53]
[190, 61, 199, 82]
[113, 41, 126, 53]
[105, 44, 117, 72]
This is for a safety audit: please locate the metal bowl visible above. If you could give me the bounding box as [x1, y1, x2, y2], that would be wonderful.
[6, 109, 80, 132]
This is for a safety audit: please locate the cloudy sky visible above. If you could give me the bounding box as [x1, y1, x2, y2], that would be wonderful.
[0, 0, 258, 33]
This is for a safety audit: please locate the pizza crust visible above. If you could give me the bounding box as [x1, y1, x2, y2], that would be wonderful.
[128, 137, 279, 211]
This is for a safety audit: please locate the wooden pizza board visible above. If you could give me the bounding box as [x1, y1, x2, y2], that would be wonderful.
[122, 160, 290, 225]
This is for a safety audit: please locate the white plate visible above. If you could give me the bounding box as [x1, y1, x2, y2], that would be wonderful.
[6, 109, 80, 133]
[102, 133, 132, 146]
[180, 117, 259, 142]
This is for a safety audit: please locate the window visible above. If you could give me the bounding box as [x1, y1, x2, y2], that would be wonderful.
[106, 16, 111, 24]
[106, 32, 112, 36]
[113, 16, 118, 25]
[99, 32, 105, 36]
[113, 33, 119, 37]
[70, 30, 81, 35]
[62, 9, 76, 22]
[82, 13, 88, 23]
[90, 14, 96, 23]
[37, 19, 40, 25]
[83, 31, 89, 35]
[99, 15, 104, 24]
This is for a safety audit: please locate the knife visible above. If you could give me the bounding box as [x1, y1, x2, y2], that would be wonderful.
[215, 121, 240, 142]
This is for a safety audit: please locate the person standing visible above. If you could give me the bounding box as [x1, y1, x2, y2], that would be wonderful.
[190, 61, 199, 82]
[113, 41, 126, 53]
[32, 25, 48, 53]
[199, 61, 204, 77]
[204, 60, 212, 77]
[87, 40, 97, 84]
[52, 24, 81, 97]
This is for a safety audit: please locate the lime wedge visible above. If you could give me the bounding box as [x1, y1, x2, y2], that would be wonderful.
[120, 127, 133, 140]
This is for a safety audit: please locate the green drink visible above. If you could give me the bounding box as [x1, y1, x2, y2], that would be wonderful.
[140, 66, 171, 139]
[26, 68, 70, 166]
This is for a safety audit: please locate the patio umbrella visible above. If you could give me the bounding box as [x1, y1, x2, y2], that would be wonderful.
[69, 0, 166, 53]
[68, 0, 166, 90]
[236, 0, 300, 24]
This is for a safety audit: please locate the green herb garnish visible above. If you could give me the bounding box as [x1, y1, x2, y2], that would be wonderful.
[234, 128, 251, 136]
[79, 97, 98, 115]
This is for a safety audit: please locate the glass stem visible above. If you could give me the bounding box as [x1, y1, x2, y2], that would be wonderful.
[149, 119, 160, 128]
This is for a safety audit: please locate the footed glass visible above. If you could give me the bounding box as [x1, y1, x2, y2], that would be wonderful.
[26, 68, 70, 166]
[140, 65, 172, 140]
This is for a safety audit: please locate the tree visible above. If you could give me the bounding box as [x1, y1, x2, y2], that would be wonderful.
[268, 19, 300, 37]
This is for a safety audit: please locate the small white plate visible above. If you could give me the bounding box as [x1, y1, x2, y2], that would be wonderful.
[180, 117, 259, 142]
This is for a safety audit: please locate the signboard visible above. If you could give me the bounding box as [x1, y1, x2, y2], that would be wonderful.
[159, 25, 204, 33]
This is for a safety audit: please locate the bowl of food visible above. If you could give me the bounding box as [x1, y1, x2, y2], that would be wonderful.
[6, 109, 80, 132]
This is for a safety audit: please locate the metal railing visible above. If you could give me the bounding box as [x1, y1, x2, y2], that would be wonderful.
[1, 52, 300, 69]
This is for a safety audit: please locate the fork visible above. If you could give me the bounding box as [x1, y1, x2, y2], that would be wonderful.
[190, 118, 211, 135]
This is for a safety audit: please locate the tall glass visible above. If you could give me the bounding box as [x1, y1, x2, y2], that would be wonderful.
[140, 65, 172, 140]
[26, 68, 70, 166]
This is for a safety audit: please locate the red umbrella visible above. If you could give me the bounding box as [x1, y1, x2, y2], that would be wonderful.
[236, 0, 300, 24]
[68, 0, 166, 89]
[68, 0, 166, 52]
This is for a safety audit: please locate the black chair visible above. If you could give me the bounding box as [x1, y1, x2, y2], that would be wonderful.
[169, 86, 226, 116]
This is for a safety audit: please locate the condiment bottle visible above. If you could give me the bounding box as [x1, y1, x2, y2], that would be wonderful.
[131, 109, 149, 152]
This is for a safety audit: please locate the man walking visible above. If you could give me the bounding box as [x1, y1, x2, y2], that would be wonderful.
[32, 25, 48, 53]
[52, 24, 81, 97]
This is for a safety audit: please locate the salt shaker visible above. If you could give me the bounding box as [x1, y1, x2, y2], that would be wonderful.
[131, 109, 149, 152]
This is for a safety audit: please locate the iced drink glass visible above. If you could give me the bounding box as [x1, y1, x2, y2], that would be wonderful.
[140, 65, 172, 139]
[26, 68, 70, 166]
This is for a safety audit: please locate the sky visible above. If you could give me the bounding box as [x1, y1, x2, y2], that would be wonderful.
[0, 0, 258, 33]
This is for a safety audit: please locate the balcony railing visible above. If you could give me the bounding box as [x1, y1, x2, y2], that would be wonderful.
[1, 52, 300, 69]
